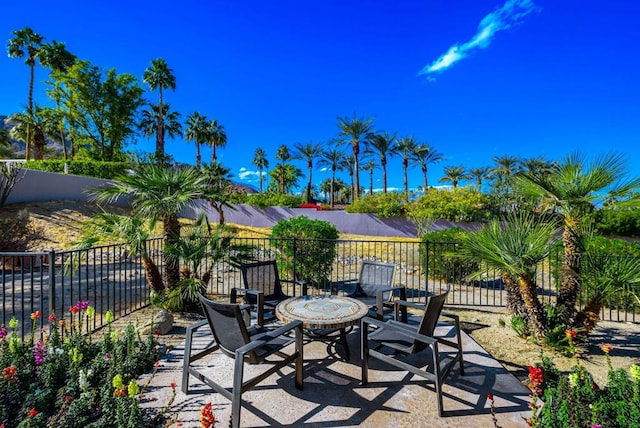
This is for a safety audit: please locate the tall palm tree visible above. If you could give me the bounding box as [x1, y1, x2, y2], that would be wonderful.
[516, 152, 640, 318]
[7, 27, 45, 160]
[293, 141, 323, 203]
[468, 166, 490, 191]
[252, 147, 269, 193]
[412, 142, 443, 192]
[461, 212, 558, 339]
[201, 162, 234, 225]
[40, 40, 75, 160]
[439, 166, 467, 189]
[363, 159, 377, 195]
[521, 156, 555, 177]
[490, 155, 521, 196]
[90, 163, 205, 290]
[207, 119, 227, 164]
[365, 131, 396, 193]
[393, 136, 418, 200]
[139, 103, 183, 154]
[184, 112, 208, 168]
[143, 58, 176, 156]
[318, 145, 348, 208]
[275, 144, 291, 194]
[9, 108, 48, 160]
[337, 113, 374, 199]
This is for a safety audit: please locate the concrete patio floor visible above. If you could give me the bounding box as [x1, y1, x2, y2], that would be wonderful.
[139, 320, 532, 427]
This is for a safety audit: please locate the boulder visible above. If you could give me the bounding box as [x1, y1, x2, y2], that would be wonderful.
[140, 309, 174, 335]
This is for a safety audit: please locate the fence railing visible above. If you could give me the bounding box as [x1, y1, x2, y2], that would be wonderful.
[2, 238, 637, 336]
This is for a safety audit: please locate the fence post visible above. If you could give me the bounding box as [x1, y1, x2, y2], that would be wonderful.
[48, 248, 56, 317]
[292, 237, 298, 289]
[424, 241, 430, 304]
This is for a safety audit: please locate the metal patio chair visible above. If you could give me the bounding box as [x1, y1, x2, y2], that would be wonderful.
[334, 260, 407, 322]
[361, 287, 464, 417]
[232, 259, 308, 326]
[182, 293, 304, 428]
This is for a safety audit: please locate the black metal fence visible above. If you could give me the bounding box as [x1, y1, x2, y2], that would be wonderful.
[2, 238, 637, 336]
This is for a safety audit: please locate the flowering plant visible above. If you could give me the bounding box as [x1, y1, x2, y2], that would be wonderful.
[0, 305, 158, 427]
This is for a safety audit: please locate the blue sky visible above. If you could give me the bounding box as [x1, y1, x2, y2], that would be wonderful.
[2, 0, 639, 193]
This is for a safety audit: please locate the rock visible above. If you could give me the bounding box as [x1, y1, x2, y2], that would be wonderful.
[140, 309, 174, 335]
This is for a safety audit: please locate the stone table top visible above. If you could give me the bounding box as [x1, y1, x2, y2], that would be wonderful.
[276, 295, 369, 329]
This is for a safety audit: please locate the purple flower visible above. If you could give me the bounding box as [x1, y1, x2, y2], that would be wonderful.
[592, 425, 602, 428]
[77, 301, 90, 311]
[0, 327, 7, 339]
[34, 340, 47, 368]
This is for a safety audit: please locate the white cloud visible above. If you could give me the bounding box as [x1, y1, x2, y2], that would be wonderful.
[238, 168, 265, 182]
[418, 0, 538, 77]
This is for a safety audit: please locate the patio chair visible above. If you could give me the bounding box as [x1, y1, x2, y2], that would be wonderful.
[232, 259, 308, 326]
[182, 293, 304, 428]
[360, 288, 464, 417]
[333, 260, 407, 322]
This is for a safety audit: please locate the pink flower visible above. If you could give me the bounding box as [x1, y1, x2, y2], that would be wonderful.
[77, 301, 89, 311]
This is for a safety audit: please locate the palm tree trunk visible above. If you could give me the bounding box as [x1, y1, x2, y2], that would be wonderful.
[142, 256, 164, 292]
[574, 299, 603, 333]
[517, 274, 546, 339]
[330, 172, 335, 208]
[26, 63, 35, 160]
[157, 89, 165, 155]
[382, 161, 387, 193]
[403, 159, 409, 201]
[259, 167, 264, 193]
[163, 213, 181, 290]
[196, 143, 201, 168]
[557, 217, 582, 316]
[352, 141, 360, 199]
[501, 274, 529, 321]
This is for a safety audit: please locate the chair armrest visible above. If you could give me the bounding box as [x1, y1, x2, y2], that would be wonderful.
[440, 311, 460, 322]
[237, 320, 303, 354]
[230, 287, 263, 303]
[281, 279, 309, 296]
[185, 319, 209, 335]
[330, 278, 358, 295]
[375, 286, 407, 321]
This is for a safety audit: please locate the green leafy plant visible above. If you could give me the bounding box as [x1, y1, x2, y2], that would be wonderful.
[270, 215, 339, 288]
[24, 159, 130, 179]
[406, 187, 491, 223]
[420, 227, 477, 284]
[345, 192, 405, 218]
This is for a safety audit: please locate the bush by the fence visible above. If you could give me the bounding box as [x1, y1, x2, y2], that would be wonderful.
[421, 228, 478, 284]
[24, 160, 130, 179]
[270, 216, 339, 288]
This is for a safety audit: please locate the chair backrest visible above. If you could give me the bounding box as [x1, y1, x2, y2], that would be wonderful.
[358, 261, 397, 298]
[198, 293, 254, 360]
[240, 260, 285, 299]
[413, 288, 450, 353]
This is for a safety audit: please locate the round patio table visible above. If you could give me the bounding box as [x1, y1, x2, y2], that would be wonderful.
[276, 295, 368, 360]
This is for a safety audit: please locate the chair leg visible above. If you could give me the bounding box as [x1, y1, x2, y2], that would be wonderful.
[361, 322, 369, 385]
[181, 323, 196, 394]
[231, 353, 245, 428]
[455, 318, 465, 376]
[432, 342, 444, 417]
[295, 324, 304, 390]
[339, 327, 350, 360]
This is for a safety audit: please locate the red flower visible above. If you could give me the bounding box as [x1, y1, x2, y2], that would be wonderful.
[48, 313, 57, 323]
[170, 382, 177, 389]
[2, 366, 17, 383]
[600, 343, 613, 354]
[486, 392, 494, 400]
[527, 366, 544, 395]
[565, 329, 577, 339]
[200, 402, 215, 428]
[28, 408, 38, 419]
[31, 311, 41, 320]
[69, 305, 79, 315]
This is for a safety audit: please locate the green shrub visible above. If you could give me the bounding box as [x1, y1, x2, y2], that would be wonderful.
[245, 192, 305, 208]
[590, 208, 640, 238]
[345, 192, 405, 218]
[24, 160, 130, 179]
[406, 187, 491, 222]
[420, 228, 476, 283]
[270, 216, 339, 288]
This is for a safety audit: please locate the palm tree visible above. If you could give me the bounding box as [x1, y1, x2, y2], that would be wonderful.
[89, 163, 205, 290]
[275, 144, 291, 194]
[142, 58, 176, 156]
[207, 119, 227, 164]
[468, 166, 491, 191]
[293, 141, 323, 203]
[516, 152, 640, 318]
[184, 112, 208, 168]
[40, 40, 75, 160]
[7, 27, 45, 160]
[412, 143, 443, 192]
[318, 146, 348, 208]
[202, 162, 234, 225]
[439, 166, 467, 189]
[490, 155, 521, 196]
[139, 103, 183, 157]
[252, 147, 269, 192]
[269, 164, 302, 194]
[393, 136, 418, 200]
[365, 132, 396, 193]
[461, 213, 557, 339]
[521, 156, 555, 177]
[9, 108, 48, 160]
[337, 113, 375, 199]
[363, 159, 377, 195]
